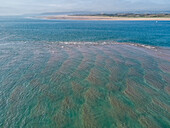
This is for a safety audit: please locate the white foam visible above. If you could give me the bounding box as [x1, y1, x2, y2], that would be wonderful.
[51, 41, 157, 50]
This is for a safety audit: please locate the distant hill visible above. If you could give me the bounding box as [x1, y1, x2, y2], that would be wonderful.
[39, 10, 170, 16]
[25, 10, 170, 17]
[39, 11, 99, 16]
[75, 13, 170, 18]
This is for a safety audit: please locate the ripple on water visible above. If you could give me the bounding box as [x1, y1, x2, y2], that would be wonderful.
[0, 41, 170, 127]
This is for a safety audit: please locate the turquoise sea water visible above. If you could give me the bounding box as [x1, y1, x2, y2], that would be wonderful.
[0, 17, 170, 128]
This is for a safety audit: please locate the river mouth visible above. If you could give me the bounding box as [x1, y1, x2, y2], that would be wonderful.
[0, 41, 170, 127]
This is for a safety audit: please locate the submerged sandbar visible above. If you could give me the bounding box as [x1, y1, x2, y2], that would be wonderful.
[1, 41, 170, 127]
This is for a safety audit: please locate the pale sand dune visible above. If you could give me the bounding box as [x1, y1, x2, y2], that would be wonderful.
[43, 15, 170, 21]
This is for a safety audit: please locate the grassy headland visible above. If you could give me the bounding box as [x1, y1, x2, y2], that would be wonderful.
[76, 13, 170, 18]
[43, 13, 170, 21]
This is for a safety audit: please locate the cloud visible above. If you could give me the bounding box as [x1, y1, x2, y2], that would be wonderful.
[0, 0, 170, 15]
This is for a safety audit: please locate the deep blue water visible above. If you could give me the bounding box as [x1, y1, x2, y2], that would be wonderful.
[0, 17, 170, 46]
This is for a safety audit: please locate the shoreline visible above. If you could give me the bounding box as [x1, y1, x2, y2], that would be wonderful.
[42, 15, 170, 21]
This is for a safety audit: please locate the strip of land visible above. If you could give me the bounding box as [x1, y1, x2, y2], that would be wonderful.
[43, 15, 170, 21]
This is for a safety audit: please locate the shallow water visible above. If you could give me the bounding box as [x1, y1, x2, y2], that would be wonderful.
[0, 41, 170, 128]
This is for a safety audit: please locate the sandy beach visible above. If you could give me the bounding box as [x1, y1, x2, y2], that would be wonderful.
[43, 15, 170, 21]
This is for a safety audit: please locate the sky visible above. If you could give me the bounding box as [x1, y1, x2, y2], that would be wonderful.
[0, 0, 170, 15]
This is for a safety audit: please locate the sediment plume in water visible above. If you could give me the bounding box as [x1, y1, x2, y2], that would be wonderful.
[0, 41, 169, 128]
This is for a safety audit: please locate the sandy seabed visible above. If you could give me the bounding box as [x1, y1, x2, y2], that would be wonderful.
[0, 41, 170, 127]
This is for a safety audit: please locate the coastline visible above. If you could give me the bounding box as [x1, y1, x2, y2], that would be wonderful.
[42, 15, 170, 21]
